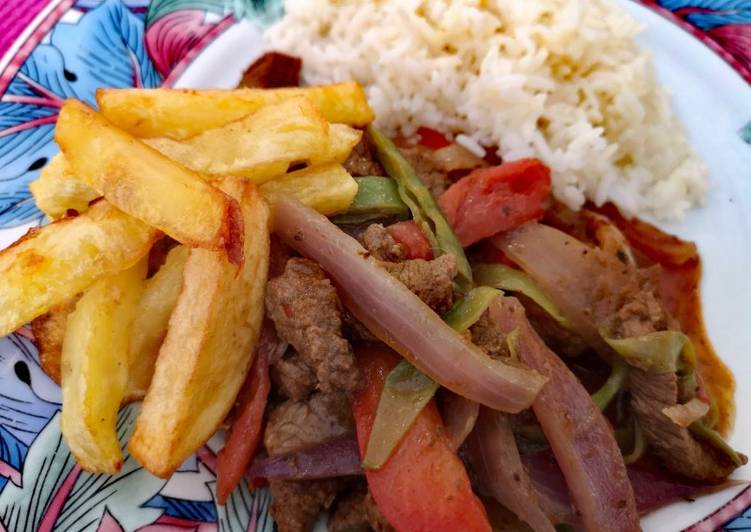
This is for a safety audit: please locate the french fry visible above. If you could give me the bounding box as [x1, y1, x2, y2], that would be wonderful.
[260, 164, 358, 216]
[327, 123, 363, 163]
[30, 154, 99, 219]
[55, 100, 242, 259]
[97, 82, 374, 139]
[129, 178, 270, 477]
[145, 97, 331, 183]
[32, 298, 79, 384]
[0, 201, 159, 336]
[125, 245, 189, 401]
[61, 259, 147, 473]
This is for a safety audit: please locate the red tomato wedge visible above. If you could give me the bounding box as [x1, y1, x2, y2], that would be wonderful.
[215, 322, 275, 504]
[438, 159, 551, 247]
[417, 126, 451, 150]
[386, 221, 433, 260]
[352, 345, 491, 532]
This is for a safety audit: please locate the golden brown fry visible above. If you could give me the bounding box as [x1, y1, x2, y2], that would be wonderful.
[145, 97, 330, 183]
[259, 163, 358, 216]
[0, 201, 159, 336]
[327, 123, 363, 163]
[55, 100, 242, 259]
[97, 82, 373, 139]
[129, 178, 270, 477]
[61, 259, 147, 473]
[30, 154, 99, 219]
[31, 298, 79, 384]
[125, 245, 189, 402]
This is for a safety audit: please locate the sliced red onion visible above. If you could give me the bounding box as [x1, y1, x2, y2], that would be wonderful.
[442, 393, 480, 451]
[488, 297, 639, 532]
[662, 398, 710, 428]
[271, 195, 546, 413]
[247, 437, 362, 481]
[466, 408, 556, 532]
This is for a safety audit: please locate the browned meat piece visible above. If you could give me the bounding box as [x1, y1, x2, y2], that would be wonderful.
[266, 258, 360, 394]
[398, 144, 449, 197]
[381, 254, 457, 313]
[630, 369, 744, 481]
[604, 266, 674, 338]
[270, 479, 341, 532]
[240, 52, 301, 88]
[360, 224, 406, 262]
[328, 489, 395, 532]
[344, 139, 385, 177]
[264, 391, 354, 456]
[469, 312, 509, 360]
[272, 349, 317, 401]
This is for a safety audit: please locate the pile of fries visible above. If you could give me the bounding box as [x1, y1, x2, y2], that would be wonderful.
[0, 82, 373, 477]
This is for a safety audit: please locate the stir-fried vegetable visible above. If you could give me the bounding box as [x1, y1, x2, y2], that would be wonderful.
[474, 264, 570, 329]
[622, 419, 647, 465]
[386, 220, 433, 260]
[247, 437, 362, 481]
[352, 345, 492, 532]
[443, 286, 502, 332]
[272, 195, 546, 413]
[362, 361, 438, 469]
[690, 421, 746, 467]
[364, 287, 501, 469]
[438, 159, 551, 247]
[466, 408, 556, 532]
[663, 398, 710, 428]
[602, 331, 693, 373]
[489, 297, 639, 532]
[591, 360, 628, 411]
[368, 125, 473, 293]
[333, 176, 409, 224]
[442, 392, 481, 450]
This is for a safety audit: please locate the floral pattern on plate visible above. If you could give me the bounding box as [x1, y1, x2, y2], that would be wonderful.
[0, 0, 747, 530]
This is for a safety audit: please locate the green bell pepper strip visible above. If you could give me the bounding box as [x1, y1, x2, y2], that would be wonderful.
[332, 176, 409, 225]
[474, 264, 571, 329]
[362, 287, 502, 470]
[590, 359, 628, 411]
[601, 330, 693, 374]
[368, 125, 473, 294]
[689, 420, 745, 467]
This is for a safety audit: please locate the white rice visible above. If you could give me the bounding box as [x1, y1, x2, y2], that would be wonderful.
[265, 0, 707, 219]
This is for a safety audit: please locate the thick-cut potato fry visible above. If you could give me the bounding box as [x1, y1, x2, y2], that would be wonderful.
[0, 201, 158, 336]
[97, 82, 374, 139]
[61, 259, 147, 473]
[30, 154, 99, 219]
[125, 245, 189, 401]
[145, 97, 331, 183]
[327, 123, 363, 163]
[129, 178, 270, 477]
[55, 100, 242, 260]
[260, 164, 358, 216]
[32, 297, 79, 384]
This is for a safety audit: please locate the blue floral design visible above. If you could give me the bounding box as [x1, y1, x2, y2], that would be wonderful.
[0, 0, 161, 229]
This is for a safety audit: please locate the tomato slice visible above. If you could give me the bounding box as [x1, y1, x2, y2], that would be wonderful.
[352, 345, 491, 532]
[386, 221, 433, 260]
[416, 126, 451, 150]
[215, 322, 274, 504]
[438, 159, 551, 247]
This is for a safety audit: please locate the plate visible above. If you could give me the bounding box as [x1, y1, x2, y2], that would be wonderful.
[0, 1, 748, 530]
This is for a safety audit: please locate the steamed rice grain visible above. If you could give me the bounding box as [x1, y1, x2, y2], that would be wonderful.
[265, 0, 707, 219]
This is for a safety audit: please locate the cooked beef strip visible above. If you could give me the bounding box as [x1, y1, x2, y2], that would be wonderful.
[380, 254, 457, 313]
[240, 51, 301, 89]
[271, 348, 317, 401]
[470, 312, 510, 360]
[269, 479, 341, 532]
[360, 224, 406, 262]
[398, 144, 449, 197]
[264, 391, 354, 456]
[603, 266, 674, 338]
[630, 369, 740, 482]
[344, 138, 385, 177]
[266, 258, 360, 394]
[328, 488, 395, 532]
